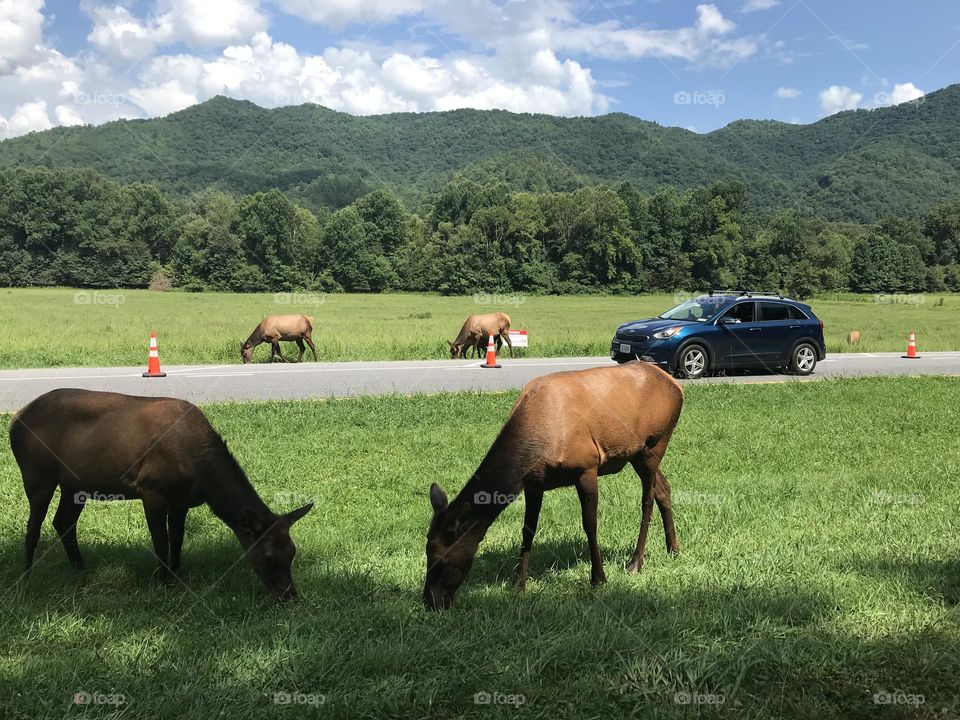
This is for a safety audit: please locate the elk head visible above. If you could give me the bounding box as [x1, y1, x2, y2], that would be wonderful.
[240, 342, 253, 364]
[237, 503, 313, 599]
[423, 483, 480, 610]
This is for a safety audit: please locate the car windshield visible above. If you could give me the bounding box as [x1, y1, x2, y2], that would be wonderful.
[658, 298, 726, 322]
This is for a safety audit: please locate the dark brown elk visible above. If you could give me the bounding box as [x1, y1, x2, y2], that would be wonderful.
[241, 314, 317, 363]
[424, 360, 682, 610]
[9, 389, 313, 599]
[448, 312, 512, 359]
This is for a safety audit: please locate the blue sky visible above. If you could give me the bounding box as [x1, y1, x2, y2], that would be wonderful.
[1, 0, 958, 138]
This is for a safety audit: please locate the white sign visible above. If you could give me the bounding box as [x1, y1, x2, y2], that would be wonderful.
[508, 330, 528, 348]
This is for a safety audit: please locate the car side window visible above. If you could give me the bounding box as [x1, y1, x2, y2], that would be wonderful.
[758, 302, 790, 322]
[721, 302, 755, 323]
[788, 305, 809, 320]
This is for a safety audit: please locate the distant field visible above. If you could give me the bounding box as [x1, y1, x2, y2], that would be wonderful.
[1, 378, 958, 719]
[0, 287, 957, 368]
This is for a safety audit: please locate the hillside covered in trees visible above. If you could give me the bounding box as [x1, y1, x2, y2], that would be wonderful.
[1, 85, 959, 224]
[2, 166, 958, 297]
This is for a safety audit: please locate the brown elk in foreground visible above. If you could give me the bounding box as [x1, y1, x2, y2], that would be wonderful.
[448, 312, 512, 359]
[424, 360, 683, 610]
[241, 314, 317, 363]
[10, 389, 313, 599]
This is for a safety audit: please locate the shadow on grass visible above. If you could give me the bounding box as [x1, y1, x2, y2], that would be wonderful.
[0, 534, 958, 720]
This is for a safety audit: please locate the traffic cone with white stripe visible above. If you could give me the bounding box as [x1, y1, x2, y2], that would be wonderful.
[481, 333, 501, 369]
[143, 331, 167, 377]
[902, 330, 920, 359]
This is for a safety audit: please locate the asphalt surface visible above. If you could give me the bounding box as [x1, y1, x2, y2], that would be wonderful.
[0, 352, 958, 411]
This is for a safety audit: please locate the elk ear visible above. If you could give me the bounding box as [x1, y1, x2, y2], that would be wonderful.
[284, 503, 313, 526]
[429, 483, 448, 514]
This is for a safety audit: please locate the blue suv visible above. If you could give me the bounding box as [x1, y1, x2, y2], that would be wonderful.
[611, 291, 826, 379]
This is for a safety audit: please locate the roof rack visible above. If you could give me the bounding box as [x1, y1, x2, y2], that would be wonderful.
[707, 289, 785, 299]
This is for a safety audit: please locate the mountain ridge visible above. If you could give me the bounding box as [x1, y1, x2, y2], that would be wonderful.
[1, 83, 958, 222]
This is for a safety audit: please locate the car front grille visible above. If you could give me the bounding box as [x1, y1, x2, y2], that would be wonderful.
[616, 334, 649, 343]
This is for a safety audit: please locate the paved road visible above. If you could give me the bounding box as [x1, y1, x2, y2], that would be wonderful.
[0, 352, 958, 411]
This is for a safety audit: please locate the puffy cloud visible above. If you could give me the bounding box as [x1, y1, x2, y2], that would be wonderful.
[87, 0, 267, 59]
[819, 84, 862, 115]
[54, 104, 85, 126]
[127, 31, 608, 116]
[0, 99, 52, 138]
[874, 82, 924, 107]
[0, 0, 45, 73]
[775, 86, 801, 98]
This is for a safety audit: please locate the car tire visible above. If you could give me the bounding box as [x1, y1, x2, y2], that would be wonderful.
[674, 343, 709, 379]
[789, 343, 817, 375]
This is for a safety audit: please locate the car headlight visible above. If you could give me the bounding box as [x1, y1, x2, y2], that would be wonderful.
[653, 326, 682, 339]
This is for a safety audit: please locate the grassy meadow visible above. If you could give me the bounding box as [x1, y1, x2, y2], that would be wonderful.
[0, 288, 957, 369]
[1, 377, 958, 718]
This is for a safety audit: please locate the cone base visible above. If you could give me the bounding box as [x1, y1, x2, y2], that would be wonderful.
[142, 372, 167, 377]
[901, 355, 920, 359]
[481, 363, 502, 369]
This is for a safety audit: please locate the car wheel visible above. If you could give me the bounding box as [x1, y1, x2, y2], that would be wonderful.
[675, 343, 709, 379]
[790, 343, 817, 375]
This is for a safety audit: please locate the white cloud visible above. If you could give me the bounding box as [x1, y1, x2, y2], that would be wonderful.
[276, 0, 424, 27]
[0, 99, 52, 138]
[775, 86, 801, 98]
[874, 81, 924, 107]
[87, 0, 267, 59]
[128, 32, 607, 116]
[819, 84, 862, 115]
[54, 104, 85, 126]
[552, 4, 754, 67]
[0, 0, 46, 73]
[742, 0, 779, 12]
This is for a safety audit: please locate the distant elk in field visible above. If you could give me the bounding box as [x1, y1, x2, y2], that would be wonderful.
[241, 314, 317, 363]
[423, 360, 683, 610]
[847, 330, 861, 345]
[449, 312, 512, 359]
[10, 389, 313, 599]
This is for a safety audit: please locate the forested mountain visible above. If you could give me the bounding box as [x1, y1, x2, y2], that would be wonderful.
[1, 84, 959, 223]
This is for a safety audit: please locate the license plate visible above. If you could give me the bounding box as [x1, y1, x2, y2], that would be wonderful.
[620, 343, 631, 354]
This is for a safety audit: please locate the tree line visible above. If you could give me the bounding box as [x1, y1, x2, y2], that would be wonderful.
[1, 166, 959, 296]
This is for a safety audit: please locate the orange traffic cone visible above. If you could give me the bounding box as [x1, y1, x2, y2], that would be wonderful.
[481, 333, 501, 369]
[143, 331, 167, 377]
[902, 330, 920, 359]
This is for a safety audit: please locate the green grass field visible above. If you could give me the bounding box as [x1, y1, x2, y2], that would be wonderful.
[1, 377, 958, 718]
[0, 288, 957, 369]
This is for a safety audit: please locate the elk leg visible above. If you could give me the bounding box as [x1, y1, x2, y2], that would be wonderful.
[143, 498, 171, 581]
[270, 340, 288, 362]
[304, 334, 318, 361]
[503, 332, 514, 358]
[167, 504, 189, 574]
[24, 481, 57, 573]
[52, 490, 86, 569]
[655, 471, 680, 555]
[626, 457, 656, 573]
[514, 485, 544, 590]
[295, 338, 306, 362]
[576, 469, 606, 586]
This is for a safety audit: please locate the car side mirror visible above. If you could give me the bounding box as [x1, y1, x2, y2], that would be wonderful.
[719, 317, 740, 325]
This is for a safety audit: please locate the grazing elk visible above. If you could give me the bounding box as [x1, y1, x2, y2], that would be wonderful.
[10, 389, 313, 599]
[241, 314, 317, 363]
[424, 360, 683, 610]
[847, 330, 861, 345]
[448, 312, 512, 359]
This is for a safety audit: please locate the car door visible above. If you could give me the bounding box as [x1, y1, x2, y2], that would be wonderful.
[756, 301, 806, 364]
[713, 301, 761, 366]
